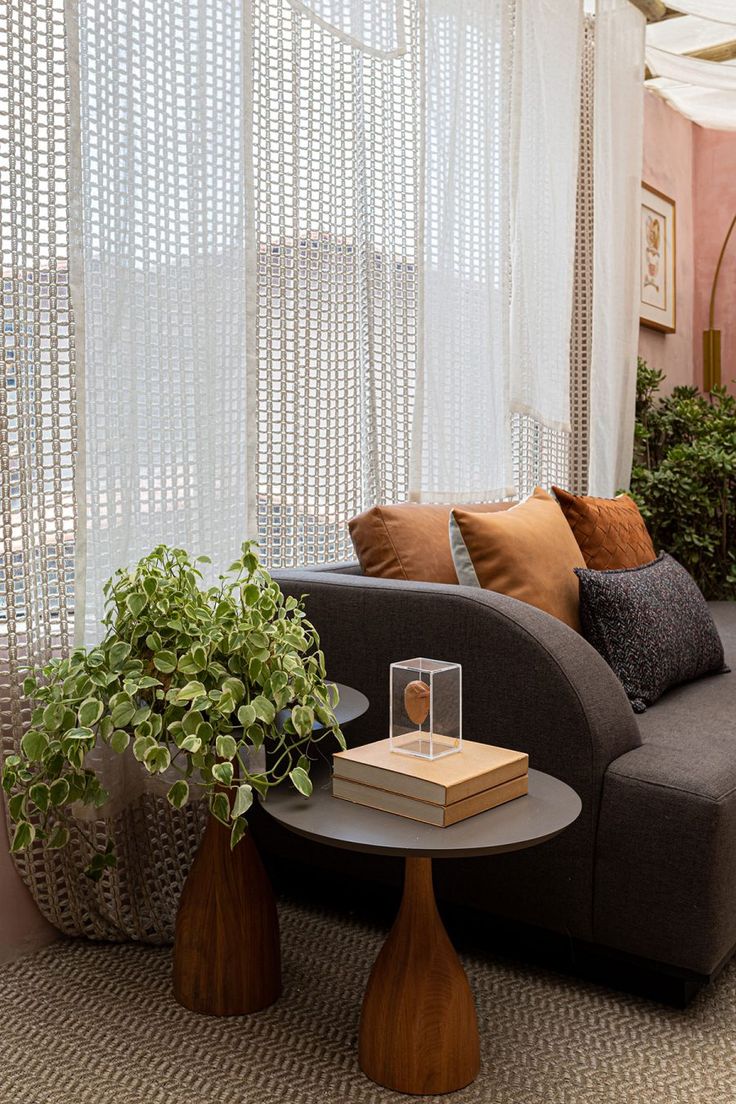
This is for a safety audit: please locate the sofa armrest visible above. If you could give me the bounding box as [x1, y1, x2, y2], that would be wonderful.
[274, 570, 641, 826]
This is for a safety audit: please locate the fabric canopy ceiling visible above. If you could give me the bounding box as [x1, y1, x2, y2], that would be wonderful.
[647, 45, 736, 91]
[664, 1, 736, 23]
[644, 5, 736, 129]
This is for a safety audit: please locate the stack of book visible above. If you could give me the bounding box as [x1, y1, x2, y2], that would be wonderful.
[332, 739, 528, 827]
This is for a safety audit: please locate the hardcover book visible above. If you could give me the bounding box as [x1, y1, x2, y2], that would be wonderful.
[333, 738, 528, 806]
[332, 773, 529, 827]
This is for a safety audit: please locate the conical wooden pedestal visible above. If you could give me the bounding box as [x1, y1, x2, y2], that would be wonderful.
[359, 857, 480, 1095]
[173, 817, 281, 1015]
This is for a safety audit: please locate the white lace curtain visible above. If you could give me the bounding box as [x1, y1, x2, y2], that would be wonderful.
[1, 0, 644, 940]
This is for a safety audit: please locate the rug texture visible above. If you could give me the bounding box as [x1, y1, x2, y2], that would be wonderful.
[1, 896, 734, 1104]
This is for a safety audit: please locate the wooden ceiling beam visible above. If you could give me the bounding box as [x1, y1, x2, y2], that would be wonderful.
[629, 0, 668, 21]
[687, 40, 736, 64]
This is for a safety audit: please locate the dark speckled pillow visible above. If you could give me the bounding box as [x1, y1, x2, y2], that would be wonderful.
[575, 553, 728, 713]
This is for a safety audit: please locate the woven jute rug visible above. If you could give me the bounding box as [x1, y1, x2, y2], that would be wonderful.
[1, 897, 734, 1104]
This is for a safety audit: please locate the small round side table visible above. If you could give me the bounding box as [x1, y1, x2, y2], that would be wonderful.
[262, 764, 581, 1096]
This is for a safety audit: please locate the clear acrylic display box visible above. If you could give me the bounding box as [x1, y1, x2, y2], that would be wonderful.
[389, 657, 462, 760]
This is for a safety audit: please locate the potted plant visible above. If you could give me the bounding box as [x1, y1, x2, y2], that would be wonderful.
[2, 542, 345, 1013]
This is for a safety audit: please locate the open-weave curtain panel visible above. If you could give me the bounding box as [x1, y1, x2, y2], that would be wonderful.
[0, 0, 637, 940]
[1, 0, 81, 928]
[0, 0, 236, 941]
[77, 0, 256, 639]
[568, 15, 596, 495]
[253, 0, 419, 566]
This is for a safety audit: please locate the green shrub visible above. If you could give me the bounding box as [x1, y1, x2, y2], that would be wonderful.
[628, 358, 736, 600]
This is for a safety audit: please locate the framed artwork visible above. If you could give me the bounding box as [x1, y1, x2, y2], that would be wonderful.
[640, 182, 676, 333]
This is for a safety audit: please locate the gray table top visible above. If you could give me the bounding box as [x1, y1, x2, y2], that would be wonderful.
[261, 765, 581, 859]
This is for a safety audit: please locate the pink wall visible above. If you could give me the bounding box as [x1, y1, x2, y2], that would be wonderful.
[638, 90, 736, 396]
[0, 812, 57, 964]
[638, 92, 694, 391]
[693, 127, 736, 395]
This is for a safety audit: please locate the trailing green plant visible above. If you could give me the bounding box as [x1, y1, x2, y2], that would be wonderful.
[628, 358, 736, 600]
[2, 543, 344, 879]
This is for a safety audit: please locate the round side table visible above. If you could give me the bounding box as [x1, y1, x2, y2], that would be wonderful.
[262, 764, 581, 1096]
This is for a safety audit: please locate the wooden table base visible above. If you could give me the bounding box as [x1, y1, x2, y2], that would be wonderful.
[358, 857, 480, 1095]
[173, 817, 281, 1016]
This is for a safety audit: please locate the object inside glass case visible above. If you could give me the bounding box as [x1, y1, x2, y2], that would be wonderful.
[390, 658, 462, 760]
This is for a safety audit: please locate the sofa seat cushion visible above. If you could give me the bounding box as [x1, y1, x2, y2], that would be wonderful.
[593, 602, 736, 974]
[609, 601, 736, 799]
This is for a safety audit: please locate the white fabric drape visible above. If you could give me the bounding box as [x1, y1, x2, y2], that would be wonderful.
[252, 0, 420, 565]
[589, 0, 645, 495]
[665, 0, 736, 22]
[646, 78, 736, 131]
[76, 0, 255, 642]
[412, 0, 515, 503]
[645, 14, 736, 131]
[287, 0, 407, 56]
[569, 15, 596, 496]
[647, 44, 736, 91]
[2, 0, 209, 942]
[648, 14, 736, 53]
[1, 0, 80, 926]
[509, 0, 583, 435]
[2, 0, 646, 939]
[411, 0, 584, 504]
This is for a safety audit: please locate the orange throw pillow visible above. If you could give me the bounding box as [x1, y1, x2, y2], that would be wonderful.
[552, 486, 656, 571]
[449, 488, 586, 630]
[349, 502, 512, 583]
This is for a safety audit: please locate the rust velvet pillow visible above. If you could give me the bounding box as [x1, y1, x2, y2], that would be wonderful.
[348, 502, 512, 583]
[449, 487, 586, 631]
[552, 486, 656, 571]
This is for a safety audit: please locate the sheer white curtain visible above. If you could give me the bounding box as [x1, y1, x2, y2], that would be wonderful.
[75, 0, 255, 641]
[509, 0, 583, 435]
[411, 0, 515, 503]
[411, 0, 584, 504]
[589, 0, 645, 495]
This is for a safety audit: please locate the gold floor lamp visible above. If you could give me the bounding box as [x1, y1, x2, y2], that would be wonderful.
[703, 213, 736, 392]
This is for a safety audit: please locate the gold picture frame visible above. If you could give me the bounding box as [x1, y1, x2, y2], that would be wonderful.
[640, 182, 676, 334]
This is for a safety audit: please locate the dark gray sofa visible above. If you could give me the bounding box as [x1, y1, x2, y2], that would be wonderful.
[267, 563, 736, 1000]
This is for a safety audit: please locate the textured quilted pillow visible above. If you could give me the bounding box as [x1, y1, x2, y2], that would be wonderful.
[552, 486, 656, 570]
[576, 553, 728, 713]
